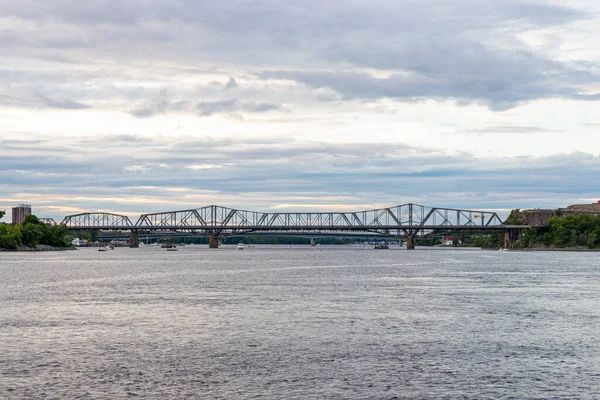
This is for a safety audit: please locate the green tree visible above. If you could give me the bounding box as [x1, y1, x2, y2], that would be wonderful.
[1, 214, 72, 250]
[0, 224, 22, 249]
[23, 214, 42, 225]
[21, 223, 44, 247]
[78, 231, 91, 241]
[44, 224, 72, 247]
[0, 210, 5, 220]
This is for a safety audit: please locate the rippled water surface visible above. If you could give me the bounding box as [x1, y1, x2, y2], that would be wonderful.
[1, 246, 600, 399]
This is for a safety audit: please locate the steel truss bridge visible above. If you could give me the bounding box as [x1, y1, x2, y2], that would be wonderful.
[53, 204, 528, 249]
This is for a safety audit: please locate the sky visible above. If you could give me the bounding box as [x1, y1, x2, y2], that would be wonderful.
[1, 0, 599, 221]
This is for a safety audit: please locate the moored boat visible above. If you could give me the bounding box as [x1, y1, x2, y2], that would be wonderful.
[373, 243, 389, 249]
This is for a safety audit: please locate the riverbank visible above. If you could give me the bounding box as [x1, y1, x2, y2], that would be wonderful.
[0, 245, 76, 252]
[515, 247, 600, 252]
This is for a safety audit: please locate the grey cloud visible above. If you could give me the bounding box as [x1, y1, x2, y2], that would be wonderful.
[129, 107, 157, 118]
[459, 126, 564, 136]
[196, 99, 238, 116]
[243, 102, 282, 113]
[225, 77, 238, 89]
[3, 0, 600, 218]
[1, 0, 584, 33]
[2, 134, 600, 218]
[128, 90, 189, 118]
[260, 60, 599, 110]
[0, 1, 597, 110]
[38, 95, 91, 110]
[196, 99, 284, 116]
[0, 92, 91, 110]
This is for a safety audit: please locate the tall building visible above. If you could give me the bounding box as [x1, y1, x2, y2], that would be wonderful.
[12, 204, 32, 224]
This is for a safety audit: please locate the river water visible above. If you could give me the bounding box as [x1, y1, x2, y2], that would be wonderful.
[1, 246, 600, 399]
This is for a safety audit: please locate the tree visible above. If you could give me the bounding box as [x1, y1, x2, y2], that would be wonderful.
[21, 223, 44, 247]
[0, 224, 22, 249]
[78, 231, 91, 241]
[23, 214, 42, 225]
[44, 225, 72, 247]
[1, 214, 72, 249]
[0, 210, 5, 220]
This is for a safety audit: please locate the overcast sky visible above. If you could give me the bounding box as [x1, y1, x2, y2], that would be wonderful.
[1, 0, 599, 220]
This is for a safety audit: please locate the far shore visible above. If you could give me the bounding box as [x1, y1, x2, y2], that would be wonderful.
[0, 245, 76, 252]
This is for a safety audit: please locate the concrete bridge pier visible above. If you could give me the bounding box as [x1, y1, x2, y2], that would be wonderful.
[403, 229, 419, 250]
[503, 229, 522, 249]
[209, 235, 219, 248]
[129, 230, 139, 248]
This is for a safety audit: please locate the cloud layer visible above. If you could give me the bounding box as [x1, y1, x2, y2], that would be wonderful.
[1, 0, 598, 113]
[2, 134, 600, 220]
[1, 0, 600, 218]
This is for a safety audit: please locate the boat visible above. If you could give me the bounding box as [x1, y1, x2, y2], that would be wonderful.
[164, 244, 177, 250]
[373, 243, 389, 249]
[98, 247, 107, 252]
[237, 243, 244, 250]
[166, 247, 178, 251]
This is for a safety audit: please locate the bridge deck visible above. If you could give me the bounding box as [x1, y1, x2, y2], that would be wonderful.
[66, 224, 530, 232]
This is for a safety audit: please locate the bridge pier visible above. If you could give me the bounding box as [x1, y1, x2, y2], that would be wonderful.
[129, 230, 139, 248]
[504, 229, 522, 249]
[406, 236, 415, 250]
[209, 235, 219, 249]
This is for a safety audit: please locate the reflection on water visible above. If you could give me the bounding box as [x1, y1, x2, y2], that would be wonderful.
[1, 246, 600, 399]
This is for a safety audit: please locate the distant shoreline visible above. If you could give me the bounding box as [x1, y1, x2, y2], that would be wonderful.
[513, 247, 600, 252]
[0, 245, 76, 252]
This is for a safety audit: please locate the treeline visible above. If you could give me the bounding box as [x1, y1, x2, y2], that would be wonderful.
[461, 213, 600, 249]
[0, 215, 72, 250]
[521, 214, 600, 248]
[74, 230, 100, 242]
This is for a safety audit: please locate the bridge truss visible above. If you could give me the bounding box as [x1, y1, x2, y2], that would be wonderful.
[61, 204, 509, 235]
[58, 204, 529, 249]
[61, 212, 134, 229]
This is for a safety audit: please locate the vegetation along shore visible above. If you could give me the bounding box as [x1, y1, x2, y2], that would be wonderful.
[0, 212, 73, 251]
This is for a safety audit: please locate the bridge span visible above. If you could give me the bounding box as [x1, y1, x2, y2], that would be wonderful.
[54, 204, 529, 250]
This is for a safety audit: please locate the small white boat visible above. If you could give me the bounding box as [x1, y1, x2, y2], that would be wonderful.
[237, 243, 244, 250]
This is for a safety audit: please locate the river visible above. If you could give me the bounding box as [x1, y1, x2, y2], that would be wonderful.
[1, 246, 600, 399]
